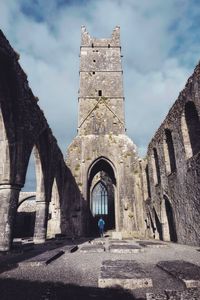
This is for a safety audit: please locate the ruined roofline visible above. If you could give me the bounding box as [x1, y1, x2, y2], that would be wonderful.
[0, 29, 64, 161]
[81, 25, 120, 47]
[146, 61, 200, 155]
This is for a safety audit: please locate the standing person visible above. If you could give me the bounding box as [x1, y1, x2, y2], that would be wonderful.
[98, 217, 105, 237]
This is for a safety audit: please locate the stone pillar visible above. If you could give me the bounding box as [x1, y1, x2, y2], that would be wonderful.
[0, 184, 20, 251]
[34, 200, 49, 244]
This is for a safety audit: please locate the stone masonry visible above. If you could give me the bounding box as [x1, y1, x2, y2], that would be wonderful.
[0, 30, 81, 251]
[142, 64, 200, 246]
[66, 26, 145, 237]
[0, 26, 200, 251]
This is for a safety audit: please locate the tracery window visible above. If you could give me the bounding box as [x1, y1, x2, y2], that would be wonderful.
[91, 182, 108, 216]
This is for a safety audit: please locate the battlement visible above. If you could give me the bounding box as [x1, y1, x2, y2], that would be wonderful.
[81, 26, 120, 47]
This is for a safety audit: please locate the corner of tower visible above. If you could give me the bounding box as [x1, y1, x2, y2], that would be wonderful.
[111, 26, 120, 46]
[81, 25, 91, 46]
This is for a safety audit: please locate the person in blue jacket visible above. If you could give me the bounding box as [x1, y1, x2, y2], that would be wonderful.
[98, 217, 105, 237]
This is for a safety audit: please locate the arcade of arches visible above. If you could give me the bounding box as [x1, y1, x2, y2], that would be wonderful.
[0, 28, 200, 252]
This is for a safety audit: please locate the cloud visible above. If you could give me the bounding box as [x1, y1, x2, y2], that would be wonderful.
[0, 0, 200, 188]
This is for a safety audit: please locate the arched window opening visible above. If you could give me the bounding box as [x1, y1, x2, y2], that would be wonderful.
[153, 208, 163, 240]
[152, 148, 161, 185]
[91, 181, 108, 216]
[182, 101, 200, 158]
[145, 164, 151, 198]
[164, 196, 177, 242]
[164, 129, 176, 173]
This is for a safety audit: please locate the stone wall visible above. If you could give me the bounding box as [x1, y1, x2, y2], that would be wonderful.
[143, 63, 200, 246]
[0, 30, 81, 250]
[1, 26, 200, 249]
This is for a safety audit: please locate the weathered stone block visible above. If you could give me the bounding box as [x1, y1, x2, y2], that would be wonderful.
[98, 260, 152, 289]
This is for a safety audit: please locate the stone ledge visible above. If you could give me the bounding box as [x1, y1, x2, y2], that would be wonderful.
[109, 244, 144, 253]
[138, 241, 168, 248]
[80, 245, 105, 253]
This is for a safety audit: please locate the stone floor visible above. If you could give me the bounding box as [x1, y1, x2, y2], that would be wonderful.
[0, 236, 199, 299]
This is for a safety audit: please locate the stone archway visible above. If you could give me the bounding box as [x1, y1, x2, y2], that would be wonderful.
[87, 157, 116, 236]
[14, 195, 36, 238]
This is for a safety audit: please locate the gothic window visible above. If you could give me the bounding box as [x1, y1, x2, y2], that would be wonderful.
[164, 129, 176, 174]
[91, 182, 108, 216]
[181, 101, 200, 158]
[152, 148, 161, 185]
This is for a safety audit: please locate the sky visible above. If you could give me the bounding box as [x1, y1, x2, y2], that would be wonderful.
[1, 0, 200, 190]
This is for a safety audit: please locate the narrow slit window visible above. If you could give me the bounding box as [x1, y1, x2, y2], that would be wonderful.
[98, 90, 102, 96]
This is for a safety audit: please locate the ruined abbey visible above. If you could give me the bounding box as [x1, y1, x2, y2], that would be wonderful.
[0, 26, 199, 252]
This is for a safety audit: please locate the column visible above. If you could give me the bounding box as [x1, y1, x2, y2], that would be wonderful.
[0, 184, 20, 251]
[33, 199, 49, 244]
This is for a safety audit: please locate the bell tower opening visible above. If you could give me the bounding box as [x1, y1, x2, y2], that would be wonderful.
[88, 158, 116, 236]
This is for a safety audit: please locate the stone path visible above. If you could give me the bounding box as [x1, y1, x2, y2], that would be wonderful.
[0, 237, 200, 299]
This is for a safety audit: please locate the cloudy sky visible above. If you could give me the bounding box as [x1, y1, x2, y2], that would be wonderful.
[1, 0, 200, 189]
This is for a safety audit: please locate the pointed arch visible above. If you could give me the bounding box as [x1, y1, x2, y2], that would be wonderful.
[88, 156, 116, 186]
[87, 157, 116, 234]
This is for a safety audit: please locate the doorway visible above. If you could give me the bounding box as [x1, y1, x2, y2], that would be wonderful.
[87, 157, 116, 236]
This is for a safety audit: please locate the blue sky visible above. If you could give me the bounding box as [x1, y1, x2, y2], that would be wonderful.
[1, 0, 200, 190]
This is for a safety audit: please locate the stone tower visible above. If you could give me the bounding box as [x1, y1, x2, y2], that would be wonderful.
[66, 26, 145, 237]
